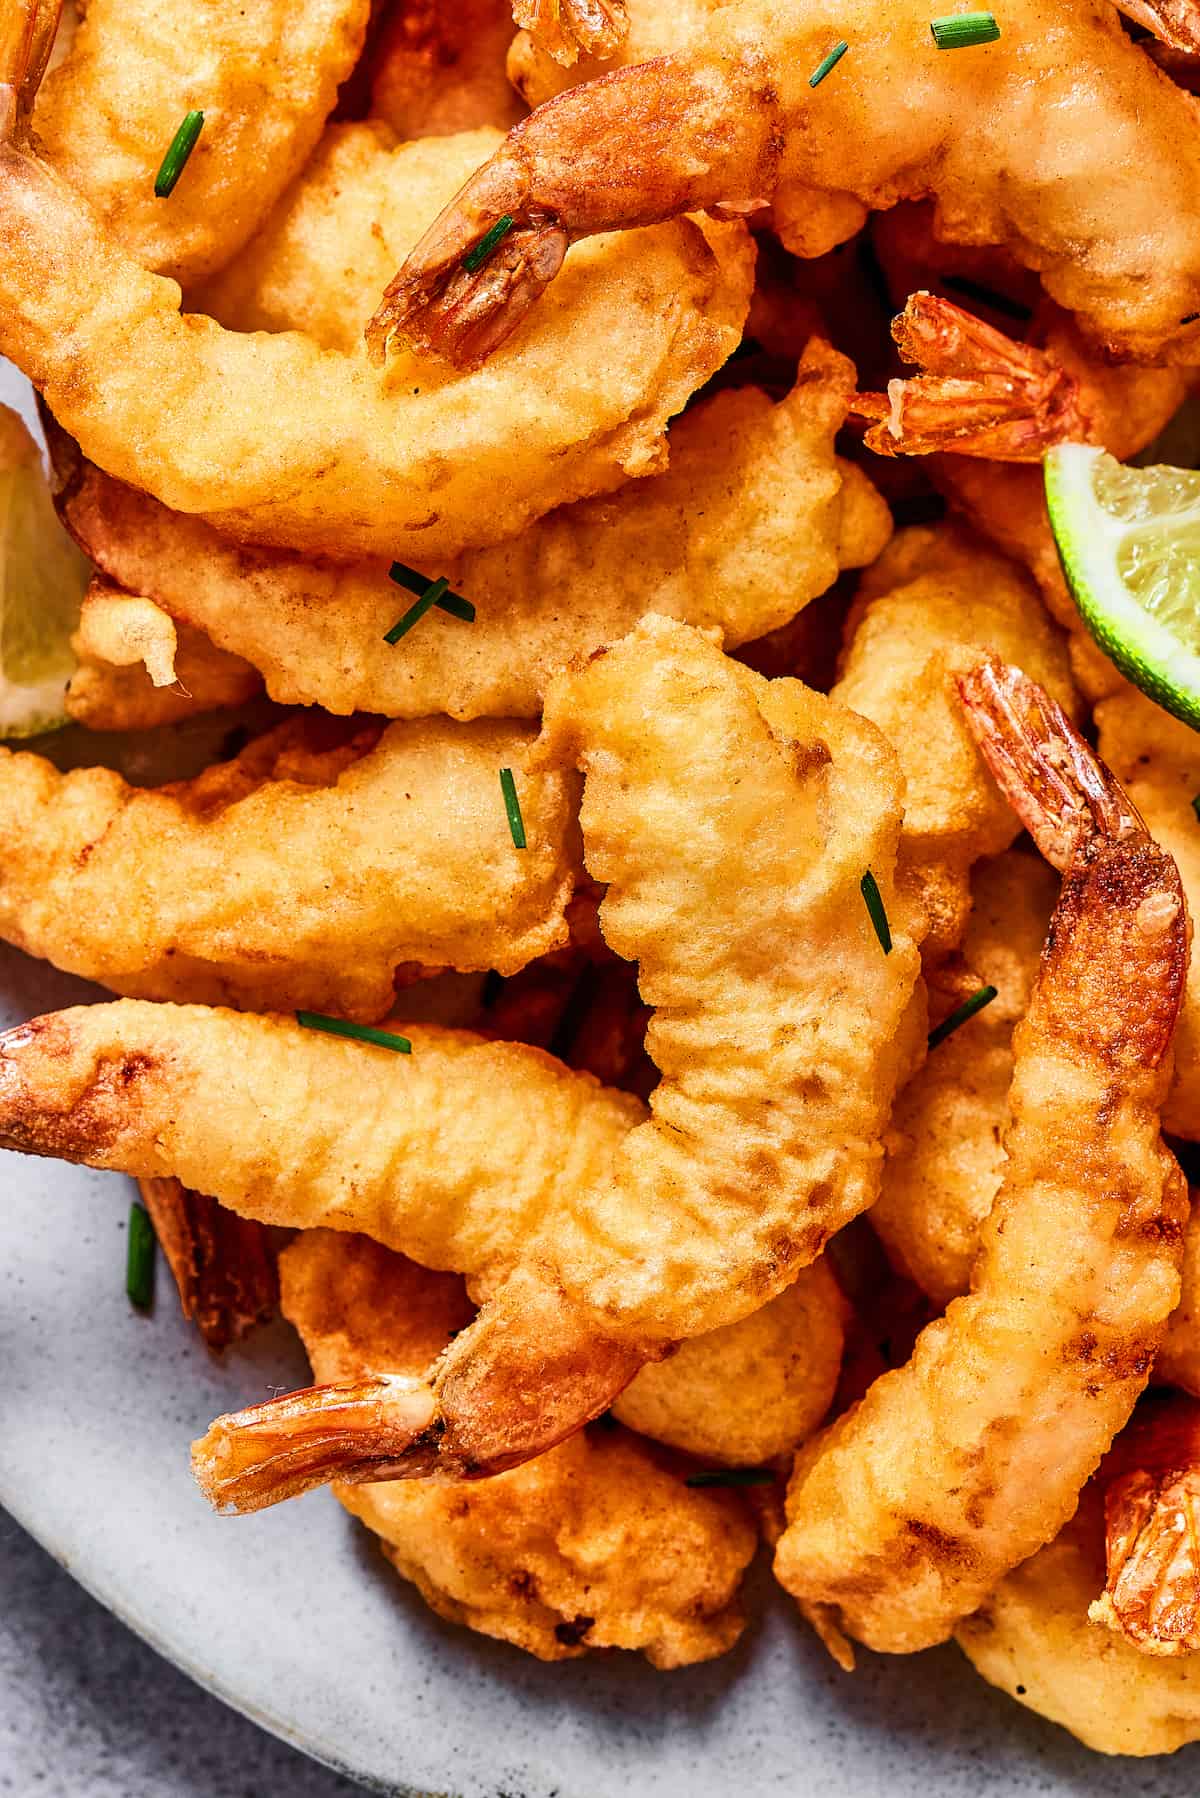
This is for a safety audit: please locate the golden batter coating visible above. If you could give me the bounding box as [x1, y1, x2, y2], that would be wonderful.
[0, 32, 752, 560]
[0, 714, 580, 1017]
[52, 343, 888, 724]
[32, 0, 370, 283]
[380, 0, 1200, 368]
[833, 524, 1075, 963]
[66, 578, 260, 730]
[871, 848, 1057, 1307]
[776, 659, 1188, 1655]
[369, 0, 525, 139]
[282, 1228, 755, 1666]
[956, 1492, 1200, 1757]
[613, 1261, 845, 1466]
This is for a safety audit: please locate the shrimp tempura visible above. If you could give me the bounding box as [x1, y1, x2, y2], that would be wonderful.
[775, 658, 1189, 1654]
[379, 0, 1200, 368]
[282, 1229, 755, 1666]
[0, 713, 580, 1018]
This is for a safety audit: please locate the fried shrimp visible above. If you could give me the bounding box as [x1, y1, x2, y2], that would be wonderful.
[51, 343, 889, 723]
[775, 658, 1189, 1656]
[0, 617, 921, 1505]
[1089, 1394, 1200, 1657]
[870, 846, 1058, 1308]
[65, 578, 260, 731]
[831, 524, 1075, 963]
[0, 22, 752, 561]
[956, 1490, 1200, 1756]
[281, 1228, 754, 1665]
[30, 0, 371, 283]
[0, 713, 580, 1017]
[375, 0, 1200, 370]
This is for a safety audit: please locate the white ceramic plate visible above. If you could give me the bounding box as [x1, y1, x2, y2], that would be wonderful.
[1, 362, 1198, 1796]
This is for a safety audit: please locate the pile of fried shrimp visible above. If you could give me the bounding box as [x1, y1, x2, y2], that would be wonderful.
[11, 0, 1200, 1759]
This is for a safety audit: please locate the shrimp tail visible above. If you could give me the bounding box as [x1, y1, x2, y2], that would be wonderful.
[1116, 0, 1200, 54]
[0, 0, 61, 132]
[513, 0, 629, 66]
[957, 655, 1145, 869]
[1089, 1394, 1200, 1655]
[192, 1270, 647, 1511]
[851, 293, 1095, 461]
[138, 1177, 278, 1353]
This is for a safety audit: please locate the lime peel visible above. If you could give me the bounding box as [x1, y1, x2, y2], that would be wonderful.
[1045, 443, 1200, 731]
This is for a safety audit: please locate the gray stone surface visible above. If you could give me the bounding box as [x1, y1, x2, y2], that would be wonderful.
[0, 1512, 362, 1797]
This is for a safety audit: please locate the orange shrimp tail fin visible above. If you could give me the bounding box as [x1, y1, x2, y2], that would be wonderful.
[192, 1374, 443, 1514]
[1090, 1396, 1200, 1654]
[851, 292, 1094, 461]
[0, 0, 60, 129]
[192, 1271, 648, 1511]
[1116, 0, 1200, 53]
[366, 152, 568, 370]
[957, 656, 1144, 869]
[138, 1177, 278, 1353]
[513, 0, 629, 66]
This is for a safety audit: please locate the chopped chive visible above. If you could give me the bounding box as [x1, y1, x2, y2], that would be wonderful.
[500, 767, 526, 849]
[388, 562, 475, 623]
[1193, 793, 1200, 824]
[928, 984, 998, 1051]
[860, 871, 892, 954]
[126, 1202, 156, 1309]
[154, 110, 205, 198]
[297, 1012, 412, 1054]
[686, 1467, 775, 1489]
[930, 11, 1000, 48]
[941, 274, 1032, 323]
[809, 40, 849, 86]
[384, 575, 449, 644]
[463, 214, 515, 274]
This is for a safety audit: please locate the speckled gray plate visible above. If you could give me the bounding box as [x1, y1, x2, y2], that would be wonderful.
[1, 362, 1199, 1798]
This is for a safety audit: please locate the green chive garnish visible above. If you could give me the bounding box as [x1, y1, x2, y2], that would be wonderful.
[686, 1467, 775, 1489]
[930, 11, 1000, 48]
[154, 110, 205, 198]
[384, 575, 449, 644]
[126, 1202, 155, 1309]
[463, 214, 514, 274]
[1192, 793, 1200, 824]
[860, 871, 892, 954]
[296, 1013, 412, 1054]
[927, 984, 998, 1051]
[500, 767, 526, 850]
[388, 562, 475, 623]
[809, 40, 849, 86]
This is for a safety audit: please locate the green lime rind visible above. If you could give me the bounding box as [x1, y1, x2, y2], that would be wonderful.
[1044, 443, 1200, 733]
[0, 441, 89, 740]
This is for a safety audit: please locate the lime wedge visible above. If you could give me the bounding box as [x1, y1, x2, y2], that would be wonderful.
[1045, 442, 1200, 729]
[0, 406, 89, 739]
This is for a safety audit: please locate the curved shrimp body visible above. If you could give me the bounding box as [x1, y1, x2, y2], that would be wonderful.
[31, 0, 371, 283]
[0, 31, 752, 561]
[774, 658, 1189, 1655]
[375, 0, 1200, 367]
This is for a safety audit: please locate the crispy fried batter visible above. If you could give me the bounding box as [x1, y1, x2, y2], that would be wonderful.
[282, 1228, 754, 1665]
[956, 1492, 1200, 1756]
[381, 0, 1200, 368]
[0, 714, 580, 1016]
[871, 847, 1057, 1307]
[0, 45, 752, 559]
[52, 344, 889, 722]
[66, 578, 260, 730]
[31, 0, 370, 282]
[832, 525, 1075, 963]
[776, 659, 1188, 1654]
[614, 1261, 845, 1465]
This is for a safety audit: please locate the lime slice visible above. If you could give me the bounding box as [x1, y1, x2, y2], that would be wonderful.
[1045, 442, 1200, 729]
[0, 407, 90, 739]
